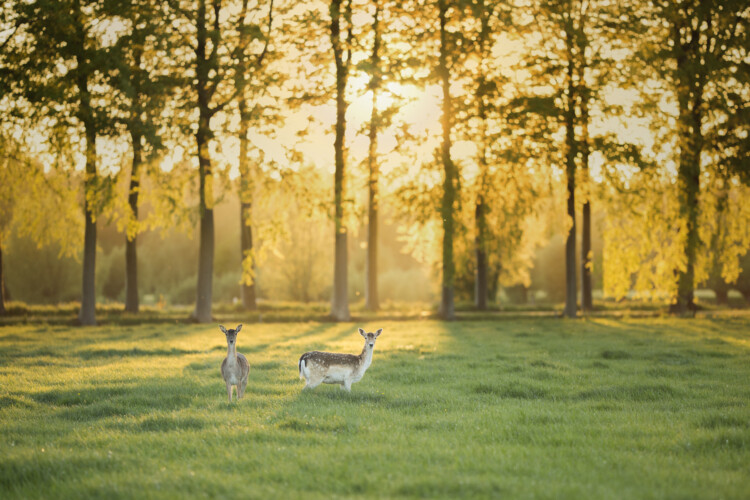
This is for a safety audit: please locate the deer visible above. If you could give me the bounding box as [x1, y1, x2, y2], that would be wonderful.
[219, 324, 249, 403]
[298, 328, 383, 392]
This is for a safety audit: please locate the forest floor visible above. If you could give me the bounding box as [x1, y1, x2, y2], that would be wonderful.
[1, 296, 748, 326]
[1, 318, 749, 499]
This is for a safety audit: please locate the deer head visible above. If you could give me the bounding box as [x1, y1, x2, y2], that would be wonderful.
[219, 324, 243, 348]
[358, 327, 382, 348]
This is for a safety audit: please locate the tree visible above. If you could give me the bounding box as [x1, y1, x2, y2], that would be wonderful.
[364, 1, 383, 312]
[167, 0, 262, 322]
[236, 0, 275, 311]
[0, 136, 82, 314]
[1, 0, 114, 325]
[328, 0, 354, 321]
[105, 0, 174, 314]
[436, 0, 463, 319]
[512, 0, 586, 317]
[638, 0, 749, 314]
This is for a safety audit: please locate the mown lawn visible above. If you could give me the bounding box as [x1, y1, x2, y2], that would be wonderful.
[1, 317, 749, 499]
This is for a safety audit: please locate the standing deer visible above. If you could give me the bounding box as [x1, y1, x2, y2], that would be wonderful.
[298, 328, 383, 391]
[219, 324, 249, 402]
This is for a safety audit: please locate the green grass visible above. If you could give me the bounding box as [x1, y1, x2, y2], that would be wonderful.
[1, 318, 749, 499]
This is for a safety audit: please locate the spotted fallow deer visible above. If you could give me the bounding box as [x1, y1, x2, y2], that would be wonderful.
[298, 328, 383, 391]
[219, 324, 249, 402]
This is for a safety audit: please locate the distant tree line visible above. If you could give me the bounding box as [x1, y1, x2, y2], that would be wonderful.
[0, 0, 747, 323]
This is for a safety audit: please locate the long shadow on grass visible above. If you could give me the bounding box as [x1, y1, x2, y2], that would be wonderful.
[26, 376, 209, 424]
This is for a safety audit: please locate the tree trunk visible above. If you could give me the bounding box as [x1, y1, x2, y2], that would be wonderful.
[125, 44, 144, 314]
[703, 175, 729, 307]
[79, 124, 97, 326]
[237, 0, 258, 311]
[714, 287, 728, 306]
[672, 71, 703, 315]
[580, 87, 592, 312]
[474, 3, 489, 311]
[475, 198, 488, 310]
[74, 1, 97, 326]
[194, 121, 214, 323]
[330, 0, 350, 321]
[563, 37, 577, 319]
[125, 132, 141, 313]
[365, 4, 381, 312]
[438, 0, 455, 320]
[0, 243, 5, 315]
[240, 201, 257, 310]
[192, 0, 214, 323]
[238, 90, 257, 311]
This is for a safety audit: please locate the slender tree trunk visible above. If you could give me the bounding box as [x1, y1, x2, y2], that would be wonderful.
[193, 0, 214, 323]
[0, 243, 5, 315]
[438, 0, 455, 320]
[580, 87, 592, 312]
[475, 197, 488, 310]
[714, 287, 728, 306]
[79, 123, 97, 326]
[330, 0, 350, 321]
[709, 180, 729, 307]
[238, 78, 257, 311]
[239, 202, 257, 310]
[365, 4, 381, 312]
[563, 32, 577, 319]
[74, 0, 96, 326]
[194, 119, 214, 323]
[236, 0, 258, 311]
[125, 132, 141, 313]
[240, 152, 258, 311]
[125, 45, 144, 314]
[672, 71, 703, 315]
[474, 3, 489, 311]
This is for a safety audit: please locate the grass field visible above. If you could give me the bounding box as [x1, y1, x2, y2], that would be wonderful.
[1, 317, 749, 499]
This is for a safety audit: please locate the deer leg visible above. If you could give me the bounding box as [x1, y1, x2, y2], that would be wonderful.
[239, 376, 248, 399]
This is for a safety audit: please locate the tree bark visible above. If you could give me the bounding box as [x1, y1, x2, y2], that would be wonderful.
[580, 86, 592, 312]
[365, 3, 381, 312]
[194, 119, 215, 323]
[438, 0, 455, 320]
[563, 31, 577, 319]
[125, 131, 141, 313]
[672, 58, 703, 315]
[474, 2, 489, 311]
[474, 198, 488, 310]
[708, 179, 729, 307]
[193, 0, 214, 323]
[239, 202, 257, 310]
[330, 0, 350, 321]
[714, 287, 728, 306]
[79, 123, 97, 326]
[236, 0, 258, 311]
[124, 44, 144, 314]
[73, 0, 97, 326]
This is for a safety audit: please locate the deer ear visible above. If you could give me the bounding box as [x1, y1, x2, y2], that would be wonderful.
[219, 325, 228, 334]
[358, 328, 366, 337]
[236, 324, 242, 333]
[375, 328, 382, 337]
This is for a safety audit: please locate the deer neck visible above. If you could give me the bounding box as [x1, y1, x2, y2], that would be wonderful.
[226, 343, 238, 363]
[358, 343, 374, 372]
